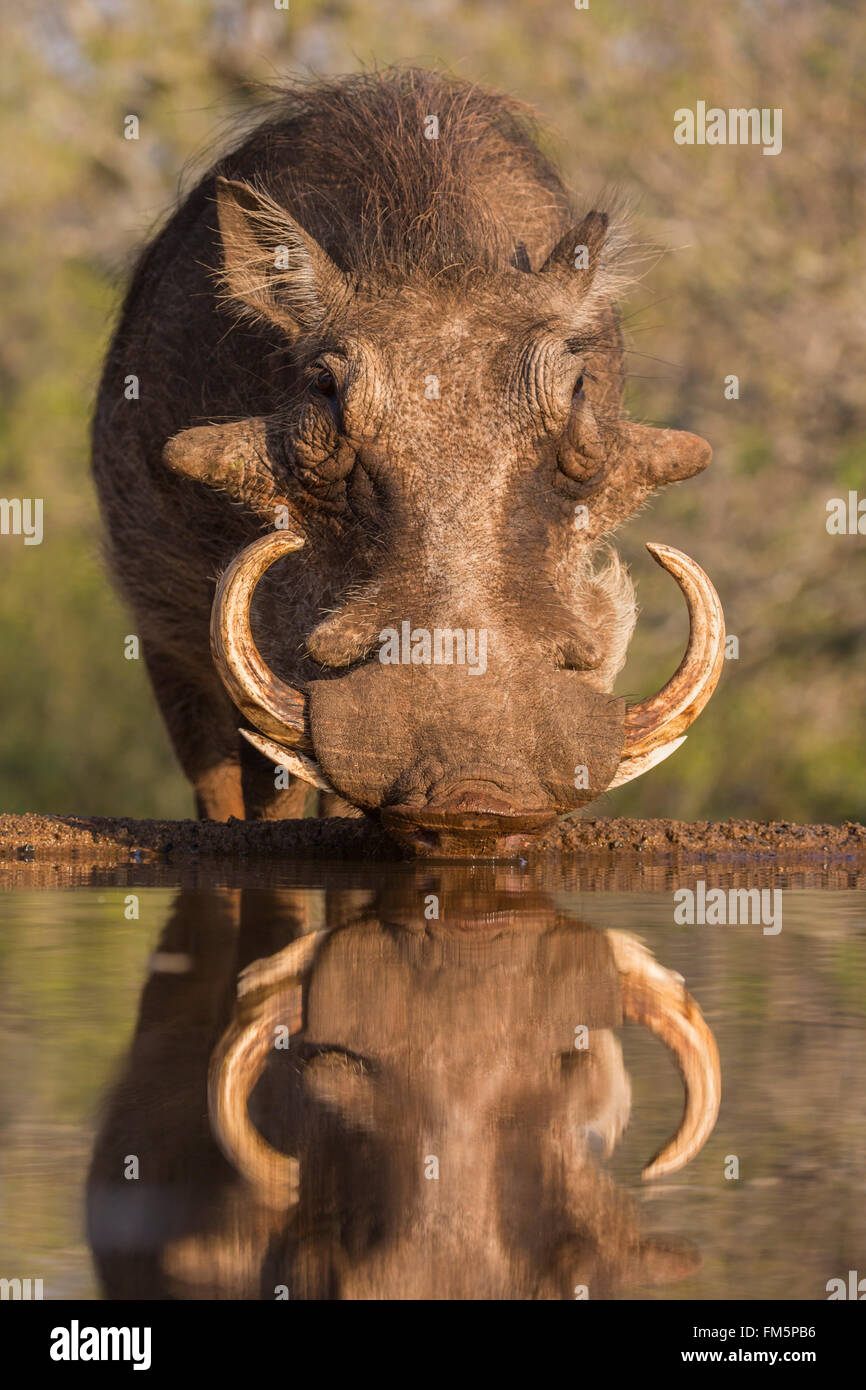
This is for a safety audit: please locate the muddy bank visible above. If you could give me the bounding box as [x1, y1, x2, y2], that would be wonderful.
[3, 806, 861, 867]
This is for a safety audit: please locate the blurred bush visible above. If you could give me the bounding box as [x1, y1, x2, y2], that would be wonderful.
[0, 0, 863, 821]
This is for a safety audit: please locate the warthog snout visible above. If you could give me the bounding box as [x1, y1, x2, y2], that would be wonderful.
[209, 530, 725, 856]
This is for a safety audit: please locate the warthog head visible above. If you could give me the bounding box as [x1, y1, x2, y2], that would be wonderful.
[165, 77, 725, 854]
[206, 901, 719, 1299]
[86, 873, 720, 1299]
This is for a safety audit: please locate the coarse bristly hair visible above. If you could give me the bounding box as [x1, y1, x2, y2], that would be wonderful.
[214, 66, 621, 284]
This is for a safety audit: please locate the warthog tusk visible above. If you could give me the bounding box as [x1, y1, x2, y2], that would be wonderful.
[613, 544, 725, 784]
[207, 932, 327, 1209]
[240, 727, 335, 793]
[607, 930, 721, 1180]
[211, 530, 311, 748]
[607, 735, 687, 790]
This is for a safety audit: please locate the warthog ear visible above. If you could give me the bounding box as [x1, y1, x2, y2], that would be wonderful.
[540, 210, 610, 288]
[215, 176, 350, 336]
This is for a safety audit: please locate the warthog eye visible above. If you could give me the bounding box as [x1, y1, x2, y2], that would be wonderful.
[573, 374, 585, 399]
[313, 364, 337, 397]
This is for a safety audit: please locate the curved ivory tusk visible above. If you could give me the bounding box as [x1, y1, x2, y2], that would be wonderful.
[208, 1004, 299, 1209]
[240, 727, 335, 793]
[208, 933, 325, 1208]
[607, 735, 687, 790]
[607, 930, 721, 1181]
[211, 531, 310, 748]
[620, 543, 725, 763]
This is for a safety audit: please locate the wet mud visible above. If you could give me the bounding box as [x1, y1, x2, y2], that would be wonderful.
[1, 809, 863, 882]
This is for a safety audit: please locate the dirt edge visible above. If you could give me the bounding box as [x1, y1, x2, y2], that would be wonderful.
[1, 811, 863, 868]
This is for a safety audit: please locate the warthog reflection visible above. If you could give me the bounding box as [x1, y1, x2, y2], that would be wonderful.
[87, 872, 719, 1299]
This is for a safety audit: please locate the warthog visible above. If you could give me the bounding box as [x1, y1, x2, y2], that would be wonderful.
[87, 873, 719, 1299]
[92, 69, 724, 855]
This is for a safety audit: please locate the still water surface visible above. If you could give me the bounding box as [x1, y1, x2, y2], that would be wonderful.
[1, 860, 864, 1299]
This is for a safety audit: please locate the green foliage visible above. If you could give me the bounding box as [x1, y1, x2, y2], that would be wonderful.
[0, 0, 863, 821]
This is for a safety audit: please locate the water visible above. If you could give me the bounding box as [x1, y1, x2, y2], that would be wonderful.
[1, 859, 864, 1300]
